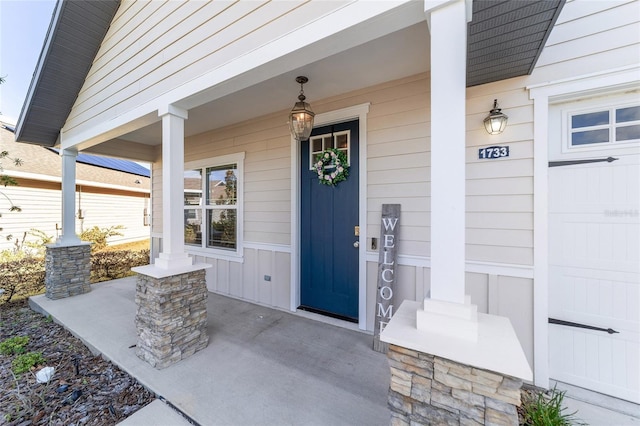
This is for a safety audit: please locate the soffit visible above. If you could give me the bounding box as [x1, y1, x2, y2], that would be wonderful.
[467, 0, 565, 87]
[16, 0, 564, 147]
[14, 0, 120, 146]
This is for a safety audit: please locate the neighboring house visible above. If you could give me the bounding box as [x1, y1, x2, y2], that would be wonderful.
[0, 121, 150, 251]
[15, 0, 639, 405]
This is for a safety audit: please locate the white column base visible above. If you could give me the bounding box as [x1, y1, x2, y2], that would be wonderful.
[55, 236, 84, 246]
[381, 300, 532, 382]
[417, 295, 478, 342]
[154, 252, 193, 270]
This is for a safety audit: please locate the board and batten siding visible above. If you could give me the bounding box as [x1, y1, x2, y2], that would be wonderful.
[63, 0, 351, 139]
[0, 183, 150, 252]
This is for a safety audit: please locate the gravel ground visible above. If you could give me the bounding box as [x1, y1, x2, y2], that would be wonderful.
[0, 299, 155, 425]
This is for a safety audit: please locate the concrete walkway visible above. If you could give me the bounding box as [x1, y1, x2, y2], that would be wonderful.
[30, 278, 390, 426]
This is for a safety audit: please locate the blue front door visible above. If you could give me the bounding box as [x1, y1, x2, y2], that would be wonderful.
[300, 120, 359, 321]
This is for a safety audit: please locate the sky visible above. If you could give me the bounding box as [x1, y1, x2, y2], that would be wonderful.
[0, 0, 57, 125]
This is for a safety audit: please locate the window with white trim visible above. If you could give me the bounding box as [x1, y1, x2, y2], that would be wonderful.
[308, 130, 350, 169]
[184, 153, 244, 256]
[568, 104, 640, 147]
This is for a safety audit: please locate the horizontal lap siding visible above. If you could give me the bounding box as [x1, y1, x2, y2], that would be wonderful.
[76, 191, 150, 244]
[184, 112, 291, 246]
[64, 1, 349, 136]
[0, 185, 149, 252]
[465, 81, 535, 265]
[530, 0, 640, 84]
[314, 74, 432, 258]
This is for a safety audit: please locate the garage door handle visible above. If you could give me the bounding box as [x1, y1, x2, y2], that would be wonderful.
[549, 318, 619, 334]
[548, 157, 618, 167]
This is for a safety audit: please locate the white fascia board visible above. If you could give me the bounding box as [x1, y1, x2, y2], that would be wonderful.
[8, 170, 151, 194]
[61, 1, 421, 151]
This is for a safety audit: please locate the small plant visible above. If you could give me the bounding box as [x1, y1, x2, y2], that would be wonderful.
[0, 335, 29, 355]
[520, 386, 585, 426]
[12, 351, 46, 374]
[80, 225, 125, 252]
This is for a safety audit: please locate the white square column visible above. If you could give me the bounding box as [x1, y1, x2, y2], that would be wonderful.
[155, 105, 193, 270]
[58, 148, 81, 246]
[426, 0, 468, 304]
[419, 0, 476, 339]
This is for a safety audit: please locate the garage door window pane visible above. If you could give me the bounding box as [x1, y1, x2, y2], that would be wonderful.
[572, 129, 609, 146]
[616, 124, 640, 142]
[572, 111, 609, 128]
[616, 106, 640, 123]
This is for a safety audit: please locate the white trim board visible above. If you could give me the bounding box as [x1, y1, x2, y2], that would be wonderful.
[364, 252, 534, 279]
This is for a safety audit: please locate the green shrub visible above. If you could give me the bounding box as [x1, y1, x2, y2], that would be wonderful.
[90, 249, 150, 282]
[11, 351, 45, 374]
[520, 387, 584, 426]
[0, 257, 45, 303]
[80, 225, 125, 252]
[0, 336, 29, 355]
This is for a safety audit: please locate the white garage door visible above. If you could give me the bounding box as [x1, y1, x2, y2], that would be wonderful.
[548, 97, 640, 404]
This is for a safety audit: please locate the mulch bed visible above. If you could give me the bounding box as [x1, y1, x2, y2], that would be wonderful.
[0, 299, 155, 425]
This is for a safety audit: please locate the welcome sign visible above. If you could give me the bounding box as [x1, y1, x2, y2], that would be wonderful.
[373, 204, 400, 353]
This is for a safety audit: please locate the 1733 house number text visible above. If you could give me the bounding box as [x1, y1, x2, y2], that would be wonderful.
[478, 146, 509, 159]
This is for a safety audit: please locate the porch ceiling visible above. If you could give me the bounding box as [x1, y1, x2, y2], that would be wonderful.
[16, 0, 564, 149]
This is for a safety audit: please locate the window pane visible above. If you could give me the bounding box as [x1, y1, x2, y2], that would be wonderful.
[312, 138, 322, 153]
[336, 133, 348, 149]
[207, 209, 236, 249]
[323, 136, 332, 150]
[571, 129, 609, 145]
[572, 111, 609, 128]
[184, 209, 202, 246]
[616, 124, 640, 141]
[207, 164, 237, 206]
[616, 106, 640, 123]
[184, 170, 202, 205]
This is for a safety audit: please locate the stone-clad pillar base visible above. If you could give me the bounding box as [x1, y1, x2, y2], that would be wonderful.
[387, 344, 522, 426]
[45, 243, 92, 299]
[134, 269, 208, 369]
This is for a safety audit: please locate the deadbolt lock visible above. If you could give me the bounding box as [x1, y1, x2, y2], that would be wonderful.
[354, 226, 360, 236]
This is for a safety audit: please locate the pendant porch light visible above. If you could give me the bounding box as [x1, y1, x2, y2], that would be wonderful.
[483, 99, 508, 135]
[289, 76, 315, 142]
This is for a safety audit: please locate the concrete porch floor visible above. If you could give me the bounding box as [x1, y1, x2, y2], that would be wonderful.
[28, 277, 640, 426]
[29, 277, 390, 426]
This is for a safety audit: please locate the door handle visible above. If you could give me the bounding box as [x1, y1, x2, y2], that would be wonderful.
[353, 241, 359, 248]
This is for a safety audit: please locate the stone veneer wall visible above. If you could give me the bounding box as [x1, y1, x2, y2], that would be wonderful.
[135, 269, 208, 369]
[387, 344, 522, 426]
[45, 244, 92, 299]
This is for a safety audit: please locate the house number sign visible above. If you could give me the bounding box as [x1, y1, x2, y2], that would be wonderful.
[478, 146, 509, 159]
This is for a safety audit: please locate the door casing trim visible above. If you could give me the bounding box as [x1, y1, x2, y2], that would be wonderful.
[290, 103, 370, 330]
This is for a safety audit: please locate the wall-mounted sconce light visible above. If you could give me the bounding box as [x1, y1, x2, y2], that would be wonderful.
[288, 76, 315, 142]
[143, 207, 150, 227]
[483, 99, 508, 135]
